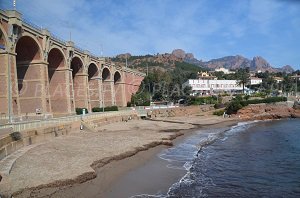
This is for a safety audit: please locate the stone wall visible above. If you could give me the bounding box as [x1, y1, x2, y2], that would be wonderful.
[0, 124, 73, 161]
[148, 105, 214, 118]
[0, 112, 140, 161]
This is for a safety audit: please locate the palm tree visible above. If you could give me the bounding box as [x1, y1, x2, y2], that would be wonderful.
[236, 68, 250, 94]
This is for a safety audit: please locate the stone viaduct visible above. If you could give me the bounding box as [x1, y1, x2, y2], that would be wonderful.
[0, 10, 145, 119]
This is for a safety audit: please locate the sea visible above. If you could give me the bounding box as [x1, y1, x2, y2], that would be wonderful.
[134, 119, 300, 198]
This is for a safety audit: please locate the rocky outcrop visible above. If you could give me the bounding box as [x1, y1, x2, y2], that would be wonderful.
[171, 49, 196, 61]
[203, 55, 251, 70]
[116, 53, 131, 59]
[237, 103, 300, 120]
[172, 49, 186, 59]
[113, 50, 294, 73]
[293, 101, 300, 110]
[250, 56, 276, 72]
[281, 65, 294, 73]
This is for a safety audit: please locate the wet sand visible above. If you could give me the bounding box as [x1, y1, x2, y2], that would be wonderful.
[104, 120, 238, 198]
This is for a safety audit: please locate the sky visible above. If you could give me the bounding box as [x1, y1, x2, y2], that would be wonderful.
[1, 0, 300, 69]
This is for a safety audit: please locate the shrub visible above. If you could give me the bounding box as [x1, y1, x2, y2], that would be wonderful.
[251, 92, 267, 98]
[10, 131, 22, 141]
[225, 101, 243, 115]
[104, 106, 119, 111]
[92, 106, 119, 112]
[244, 95, 250, 101]
[213, 109, 225, 116]
[92, 107, 102, 112]
[225, 97, 287, 114]
[76, 108, 88, 115]
[214, 103, 225, 109]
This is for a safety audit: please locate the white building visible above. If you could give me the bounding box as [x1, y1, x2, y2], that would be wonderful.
[274, 77, 283, 83]
[250, 77, 263, 85]
[183, 79, 243, 96]
[215, 67, 235, 74]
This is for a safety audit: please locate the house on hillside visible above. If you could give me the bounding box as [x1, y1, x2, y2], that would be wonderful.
[250, 77, 263, 85]
[274, 77, 284, 83]
[214, 67, 235, 74]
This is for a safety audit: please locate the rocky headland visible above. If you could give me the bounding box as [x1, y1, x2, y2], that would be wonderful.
[237, 102, 300, 120]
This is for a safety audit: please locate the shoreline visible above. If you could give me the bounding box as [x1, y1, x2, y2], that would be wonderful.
[12, 118, 238, 198]
[2, 115, 199, 197]
[3, 105, 296, 197]
[104, 119, 239, 198]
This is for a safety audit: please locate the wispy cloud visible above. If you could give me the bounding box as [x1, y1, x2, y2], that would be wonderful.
[1, 0, 300, 68]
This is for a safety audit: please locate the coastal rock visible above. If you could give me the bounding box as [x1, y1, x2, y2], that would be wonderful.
[237, 103, 296, 120]
[293, 101, 300, 110]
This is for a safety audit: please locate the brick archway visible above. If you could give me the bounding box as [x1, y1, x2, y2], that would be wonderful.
[114, 71, 124, 106]
[102, 67, 111, 81]
[88, 63, 100, 109]
[71, 56, 87, 109]
[15, 35, 46, 114]
[102, 67, 113, 106]
[47, 47, 70, 115]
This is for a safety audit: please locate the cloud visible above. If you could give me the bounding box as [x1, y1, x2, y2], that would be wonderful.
[0, 0, 300, 68]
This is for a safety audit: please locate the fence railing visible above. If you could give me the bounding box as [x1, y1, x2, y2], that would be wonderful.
[74, 45, 85, 53]
[22, 18, 43, 33]
[0, 110, 136, 132]
[51, 33, 66, 45]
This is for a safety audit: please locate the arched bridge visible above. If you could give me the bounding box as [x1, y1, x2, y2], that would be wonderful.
[0, 10, 145, 119]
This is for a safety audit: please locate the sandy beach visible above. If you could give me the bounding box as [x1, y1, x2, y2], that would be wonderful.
[0, 111, 238, 198]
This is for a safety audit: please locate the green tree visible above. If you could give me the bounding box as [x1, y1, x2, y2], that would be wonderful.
[236, 68, 250, 94]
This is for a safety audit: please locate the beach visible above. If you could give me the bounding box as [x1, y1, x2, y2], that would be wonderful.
[0, 110, 238, 197]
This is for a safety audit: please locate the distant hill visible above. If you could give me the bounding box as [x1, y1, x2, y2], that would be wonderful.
[112, 49, 294, 73]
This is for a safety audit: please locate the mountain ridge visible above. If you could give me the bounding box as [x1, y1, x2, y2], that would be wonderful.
[112, 49, 294, 73]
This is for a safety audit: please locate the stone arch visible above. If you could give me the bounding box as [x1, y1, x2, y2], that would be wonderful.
[88, 63, 99, 81]
[114, 71, 121, 84]
[48, 47, 66, 80]
[88, 63, 100, 109]
[102, 67, 111, 81]
[101, 67, 112, 106]
[71, 56, 84, 79]
[15, 35, 44, 114]
[114, 71, 124, 106]
[47, 47, 69, 114]
[71, 56, 87, 108]
[15, 34, 43, 61]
